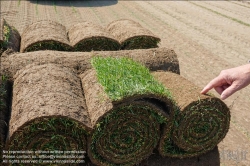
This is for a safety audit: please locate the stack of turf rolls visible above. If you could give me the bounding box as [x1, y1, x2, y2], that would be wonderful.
[6, 64, 91, 156]
[0, 18, 20, 53]
[68, 22, 120, 51]
[1, 48, 230, 165]
[19, 19, 160, 53]
[80, 57, 175, 166]
[106, 19, 160, 50]
[152, 71, 230, 158]
[81, 57, 230, 165]
[20, 20, 72, 52]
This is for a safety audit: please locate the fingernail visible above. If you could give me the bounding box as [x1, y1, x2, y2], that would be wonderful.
[221, 94, 225, 100]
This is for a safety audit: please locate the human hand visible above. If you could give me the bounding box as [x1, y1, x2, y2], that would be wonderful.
[201, 64, 250, 100]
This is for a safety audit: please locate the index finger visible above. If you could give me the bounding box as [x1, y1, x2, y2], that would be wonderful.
[200, 76, 224, 94]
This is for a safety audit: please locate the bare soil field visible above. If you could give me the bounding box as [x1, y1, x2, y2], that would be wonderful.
[1, 1, 250, 165]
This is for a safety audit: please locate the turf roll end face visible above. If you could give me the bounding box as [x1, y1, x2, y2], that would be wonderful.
[80, 57, 175, 165]
[7, 117, 89, 151]
[24, 40, 72, 52]
[121, 36, 160, 50]
[152, 71, 230, 158]
[88, 103, 161, 166]
[171, 98, 230, 157]
[7, 64, 92, 152]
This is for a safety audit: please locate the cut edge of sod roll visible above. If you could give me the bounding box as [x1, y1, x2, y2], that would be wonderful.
[106, 19, 160, 50]
[20, 20, 72, 52]
[6, 63, 92, 152]
[68, 22, 120, 51]
[152, 71, 230, 158]
[80, 57, 175, 166]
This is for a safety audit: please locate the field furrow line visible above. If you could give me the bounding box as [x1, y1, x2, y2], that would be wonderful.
[164, 1, 250, 44]
[75, 2, 102, 25]
[85, 1, 105, 25]
[0, 0, 11, 13]
[119, 1, 159, 32]
[190, 1, 250, 28]
[69, 2, 83, 23]
[203, 1, 250, 22]
[57, 3, 80, 29]
[12, 1, 32, 33]
[88, 1, 119, 26]
[1, 1, 19, 30]
[230, 0, 250, 8]
[43, 1, 61, 25]
[146, 1, 250, 66]
[34, 1, 47, 22]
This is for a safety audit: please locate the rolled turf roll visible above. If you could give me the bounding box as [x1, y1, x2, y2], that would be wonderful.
[1, 48, 180, 80]
[80, 57, 175, 166]
[68, 22, 120, 51]
[6, 64, 91, 153]
[20, 20, 72, 52]
[106, 19, 160, 50]
[0, 18, 21, 52]
[152, 71, 230, 158]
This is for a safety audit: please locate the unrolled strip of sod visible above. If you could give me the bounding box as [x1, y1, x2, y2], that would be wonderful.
[68, 22, 120, 51]
[152, 71, 230, 158]
[0, 18, 21, 52]
[1, 48, 180, 79]
[80, 57, 175, 166]
[106, 19, 160, 50]
[6, 64, 91, 154]
[20, 20, 72, 52]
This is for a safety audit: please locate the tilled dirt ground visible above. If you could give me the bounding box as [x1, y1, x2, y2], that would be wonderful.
[1, 1, 250, 165]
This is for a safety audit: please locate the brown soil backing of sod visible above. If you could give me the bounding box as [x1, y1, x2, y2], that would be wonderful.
[106, 19, 160, 50]
[20, 20, 72, 52]
[68, 22, 120, 51]
[0, 18, 4, 43]
[6, 64, 91, 151]
[152, 71, 230, 158]
[80, 69, 175, 166]
[1, 48, 180, 80]
[0, 76, 12, 161]
[0, 18, 20, 52]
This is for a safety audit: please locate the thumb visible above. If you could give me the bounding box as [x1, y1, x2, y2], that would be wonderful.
[220, 84, 239, 100]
